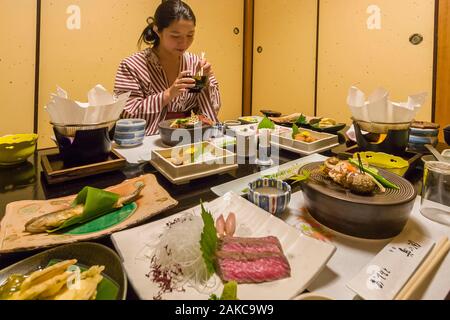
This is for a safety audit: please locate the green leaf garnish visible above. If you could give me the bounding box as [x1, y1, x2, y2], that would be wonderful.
[200, 202, 218, 278]
[209, 281, 238, 300]
[296, 114, 307, 125]
[288, 170, 310, 185]
[258, 116, 275, 130]
[292, 124, 300, 139]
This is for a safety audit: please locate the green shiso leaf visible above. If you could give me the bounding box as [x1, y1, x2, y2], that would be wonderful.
[209, 281, 239, 300]
[296, 114, 307, 125]
[200, 202, 218, 278]
[292, 124, 300, 139]
[49, 187, 119, 233]
[288, 170, 310, 185]
[258, 116, 275, 130]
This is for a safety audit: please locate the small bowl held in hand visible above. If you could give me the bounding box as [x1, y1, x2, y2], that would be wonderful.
[248, 178, 291, 216]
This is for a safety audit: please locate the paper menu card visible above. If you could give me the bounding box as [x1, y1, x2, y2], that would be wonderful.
[346, 229, 435, 300]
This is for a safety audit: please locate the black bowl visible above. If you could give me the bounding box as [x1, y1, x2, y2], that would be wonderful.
[299, 162, 417, 239]
[158, 119, 212, 147]
[444, 126, 450, 145]
[188, 75, 207, 93]
[53, 126, 113, 165]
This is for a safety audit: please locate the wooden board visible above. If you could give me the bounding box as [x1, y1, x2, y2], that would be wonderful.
[41, 148, 126, 184]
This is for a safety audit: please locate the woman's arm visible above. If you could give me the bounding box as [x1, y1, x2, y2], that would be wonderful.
[114, 60, 166, 116]
[114, 60, 195, 116]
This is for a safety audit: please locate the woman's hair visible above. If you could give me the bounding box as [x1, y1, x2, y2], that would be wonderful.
[138, 0, 196, 48]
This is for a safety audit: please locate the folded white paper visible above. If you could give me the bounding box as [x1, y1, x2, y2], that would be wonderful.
[346, 228, 435, 300]
[347, 86, 426, 124]
[45, 84, 130, 125]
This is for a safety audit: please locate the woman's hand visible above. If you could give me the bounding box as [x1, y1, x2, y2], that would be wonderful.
[197, 59, 213, 77]
[165, 71, 195, 101]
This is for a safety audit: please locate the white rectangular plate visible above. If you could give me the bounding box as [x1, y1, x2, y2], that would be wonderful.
[211, 153, 327, 196]
[111, 192, 336, 300]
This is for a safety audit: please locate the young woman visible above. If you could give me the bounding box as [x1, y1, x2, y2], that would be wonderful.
[114, 0, 221, 135]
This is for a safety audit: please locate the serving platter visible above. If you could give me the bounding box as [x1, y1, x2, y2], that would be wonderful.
[0, 174, 177, 253]
[111, 192, 336, 300]
[150, 141, 238, 185]
[0, 242, 127, 300]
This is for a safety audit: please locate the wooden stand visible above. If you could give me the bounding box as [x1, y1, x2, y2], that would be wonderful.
[41, 148, 126, 184]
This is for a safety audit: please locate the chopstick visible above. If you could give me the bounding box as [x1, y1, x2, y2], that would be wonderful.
[395, 236, 450, 300]
[200, 52, 205, 76]
[357, 153, 364, 174]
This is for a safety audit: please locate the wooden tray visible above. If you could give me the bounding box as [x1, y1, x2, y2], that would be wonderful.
[41, 148, 126, 184]
[150, 141, 238, 185]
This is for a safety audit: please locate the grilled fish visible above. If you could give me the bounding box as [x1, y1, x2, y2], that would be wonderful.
[24, 181, 145, 234]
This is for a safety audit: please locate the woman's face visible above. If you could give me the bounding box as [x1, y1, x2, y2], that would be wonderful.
[155, 19, 195, 56]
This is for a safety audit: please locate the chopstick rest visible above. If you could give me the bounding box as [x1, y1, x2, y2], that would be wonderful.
[347, 229, 435, 300]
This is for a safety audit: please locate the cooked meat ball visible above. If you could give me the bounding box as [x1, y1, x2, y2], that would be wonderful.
[345, 173, 376, 194]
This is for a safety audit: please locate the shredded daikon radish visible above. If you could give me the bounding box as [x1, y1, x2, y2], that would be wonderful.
[146, 214, 218, 297]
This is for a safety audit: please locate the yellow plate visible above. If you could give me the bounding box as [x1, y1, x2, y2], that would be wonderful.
[354, 151, 409, 176]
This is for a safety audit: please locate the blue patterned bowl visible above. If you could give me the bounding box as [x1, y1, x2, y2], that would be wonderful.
[114, 119, 146, 147]
[248, 178, 291, 216]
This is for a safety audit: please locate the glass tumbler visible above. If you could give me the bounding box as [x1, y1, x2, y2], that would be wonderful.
[420, 161, 450, 225]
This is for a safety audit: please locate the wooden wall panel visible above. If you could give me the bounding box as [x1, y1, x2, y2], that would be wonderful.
[187, 0, 244, 122]
[252, 0, 318, 117]
[38, 0, 157, 148]
[0, 0, 36, 136]
[317, 0, 435, 124]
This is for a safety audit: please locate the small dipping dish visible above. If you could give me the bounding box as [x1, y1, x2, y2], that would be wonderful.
[248, 178, 291, 216]
[114, 119, 146, 147]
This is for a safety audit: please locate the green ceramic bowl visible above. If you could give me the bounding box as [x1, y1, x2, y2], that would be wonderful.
[0, 134, 38, 166]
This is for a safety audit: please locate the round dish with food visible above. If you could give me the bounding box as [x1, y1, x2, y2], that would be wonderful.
[298, 159, 416, 239]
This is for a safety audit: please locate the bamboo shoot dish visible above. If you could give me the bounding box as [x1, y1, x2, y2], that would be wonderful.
[0, 259, 104, 300]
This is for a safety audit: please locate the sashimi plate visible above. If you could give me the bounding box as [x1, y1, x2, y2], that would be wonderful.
[111, 192, 335, 300]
